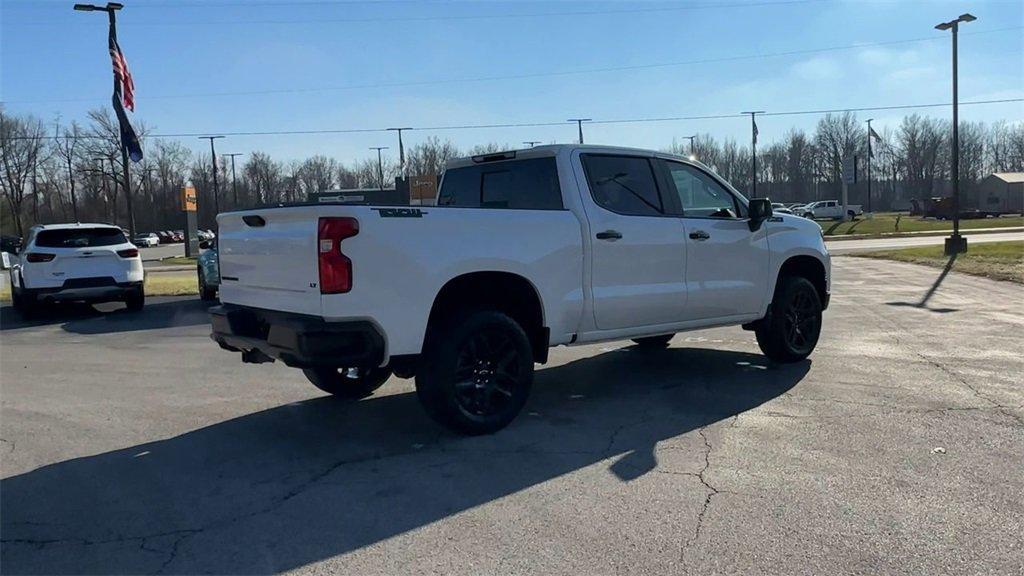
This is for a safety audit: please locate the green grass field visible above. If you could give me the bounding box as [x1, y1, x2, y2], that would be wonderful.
[1, 271, 198, 303]
[158, 256, 198, 266]
[818, 212, 1024, 237]
[850, 240, 1024, 284]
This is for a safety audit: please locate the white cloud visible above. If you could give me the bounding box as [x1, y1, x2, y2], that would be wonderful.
[791, 56, 843, 81]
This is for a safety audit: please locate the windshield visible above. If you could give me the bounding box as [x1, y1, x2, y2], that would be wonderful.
[35, 228, 127, 248]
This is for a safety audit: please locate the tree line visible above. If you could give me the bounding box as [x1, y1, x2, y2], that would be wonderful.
[2, 108, 1022, 237]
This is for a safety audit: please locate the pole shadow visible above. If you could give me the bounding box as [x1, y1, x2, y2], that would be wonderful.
[1, 346, 809, 574]
[886, 253, 961, 313]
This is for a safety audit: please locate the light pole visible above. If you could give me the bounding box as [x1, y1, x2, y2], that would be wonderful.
[370, 147, 389, 191]
[865, 119, 874, 214]
[223, 153, 244, 207]
[74, 2, 137, 239]
[387, 128, 412, 178]
[567, 118, 592, 144]
[680, 134, 696, 159]
[936, 12, 976, 256]
[742, 111, 765, 197]
[523, 141, 542, 148]
[198, 136, 224, 214]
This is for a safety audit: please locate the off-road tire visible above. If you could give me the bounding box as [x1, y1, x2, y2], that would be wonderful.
[755, 276, 822, 363]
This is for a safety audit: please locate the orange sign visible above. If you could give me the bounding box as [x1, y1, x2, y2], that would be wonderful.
[410, 174, 437, 201]
[181, 186, 197, 212]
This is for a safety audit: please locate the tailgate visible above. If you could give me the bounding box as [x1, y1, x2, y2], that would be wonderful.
[216, 208, 322, 316]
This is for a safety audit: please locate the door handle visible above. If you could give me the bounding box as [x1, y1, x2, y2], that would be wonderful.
[596, 230, 623, 241]
[689, 230, 710, 241]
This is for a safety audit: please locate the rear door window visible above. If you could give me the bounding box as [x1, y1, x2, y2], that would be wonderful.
[581, 154, 664, 216]
[35, 228, 127, 248]
[437, 157, 563, 210]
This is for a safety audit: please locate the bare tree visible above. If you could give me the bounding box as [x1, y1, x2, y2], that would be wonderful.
[1, 111, 47, 235]
[53, 120, 83, 221]
[406, 136, 459, 177]
[297, 155, 337, 195]
[243, 151, 282, 205]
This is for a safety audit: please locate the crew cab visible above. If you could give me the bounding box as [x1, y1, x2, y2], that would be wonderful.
[799, 200, 863, 220]
[211, 145, 830, 434]
[9, 223, 145, 317]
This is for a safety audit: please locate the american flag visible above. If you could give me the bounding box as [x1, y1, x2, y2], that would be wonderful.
[108, 20, 142, 162]
[108, 27, 134, 111]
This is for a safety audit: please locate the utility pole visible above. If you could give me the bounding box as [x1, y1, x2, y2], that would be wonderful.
[742, 111, 765, 197]
[74, 2, 138, 239]
[223, 153, 244, 207]
[198, 136, 224, 214]
[523, 141, 542, 148]
[370, 147, 389, 191]
[865, 119, 873, 214]
[567, 118, 592, 144]
[387, 128, 412, 178]
[936, 13, 976, 256]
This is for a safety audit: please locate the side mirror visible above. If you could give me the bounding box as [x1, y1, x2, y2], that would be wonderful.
[199, 240, 211, 250]
[748, 198, 772, 231]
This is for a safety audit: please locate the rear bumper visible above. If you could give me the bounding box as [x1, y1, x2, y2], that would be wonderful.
[22, 278, 142, 303]
[209, 304, 385, 369]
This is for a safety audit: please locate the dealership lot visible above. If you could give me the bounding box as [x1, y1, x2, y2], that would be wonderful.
[1, 257, 1021, 575]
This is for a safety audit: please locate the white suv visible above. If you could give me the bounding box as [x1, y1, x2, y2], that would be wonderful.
[9, 223, 145, 317]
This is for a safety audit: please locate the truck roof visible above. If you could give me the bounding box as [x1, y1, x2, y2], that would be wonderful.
[444, 143, 713, 171]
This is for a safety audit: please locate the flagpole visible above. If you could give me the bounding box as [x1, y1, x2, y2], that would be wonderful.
[108, 6, 136, 241]
[866, 119, 873, 214]
[742, 111, 764, 198]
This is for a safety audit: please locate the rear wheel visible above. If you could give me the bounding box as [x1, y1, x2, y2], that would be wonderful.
[303, 365, 391, 399]
[631, 334, 674, 349]
[124, 286, 145, 311]
[755, 276, 822, 363]
[416, 310, 533, 435]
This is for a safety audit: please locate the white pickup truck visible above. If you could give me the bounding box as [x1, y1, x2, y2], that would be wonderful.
[798, 200, 863, 220]
[211, 145, 830, 434]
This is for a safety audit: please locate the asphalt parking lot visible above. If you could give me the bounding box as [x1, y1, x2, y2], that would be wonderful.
[1, 257, 1021, 575]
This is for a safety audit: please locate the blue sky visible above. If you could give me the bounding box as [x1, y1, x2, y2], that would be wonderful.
[2, 0, 1021, 164]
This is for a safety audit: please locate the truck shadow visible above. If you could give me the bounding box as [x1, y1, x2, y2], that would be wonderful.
[0, 346, 808, 574]
[0, 297, 212, 334]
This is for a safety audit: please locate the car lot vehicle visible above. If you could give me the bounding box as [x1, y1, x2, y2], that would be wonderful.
[156, 231, 173, 244]
[210, 145, 830, 434]
[799, 200, 863, 220]
[134, 233, 160, 247]
[771, 202, 793, 214]
[8, 223, 145, 317]
[197, 239, 219, 301]
[172, 230, 185, 243]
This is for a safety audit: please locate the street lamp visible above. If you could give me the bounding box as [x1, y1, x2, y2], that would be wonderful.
[387, 128, 412, 178]
[567, 119, 592, 144]
[680, 135, 696, 160]
[935, 13, 976, 256]
[198, 135, 224, 214]
[223, 153, 244, 207]
[370, 147, 389, 191]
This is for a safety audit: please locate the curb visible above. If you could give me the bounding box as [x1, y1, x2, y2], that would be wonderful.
[824, 226, 1024, 242]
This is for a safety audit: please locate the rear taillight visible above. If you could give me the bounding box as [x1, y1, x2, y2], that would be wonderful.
[25, 253, 55, 263]
[318, 217, 358, 294]
[117, 248, 139, 258]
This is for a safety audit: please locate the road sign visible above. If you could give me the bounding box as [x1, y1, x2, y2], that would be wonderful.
[843, 156, 858, 185]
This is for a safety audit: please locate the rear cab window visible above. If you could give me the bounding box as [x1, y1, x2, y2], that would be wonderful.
[35, 228, 127, 248]
[437, 157, 563, 210]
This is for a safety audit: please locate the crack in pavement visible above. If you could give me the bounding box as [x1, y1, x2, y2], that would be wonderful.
[680, 423, 725, 561]
[856, 299, 1024, 428]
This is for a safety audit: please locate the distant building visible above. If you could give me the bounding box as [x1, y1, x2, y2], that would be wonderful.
[976, 173, 1024, 215]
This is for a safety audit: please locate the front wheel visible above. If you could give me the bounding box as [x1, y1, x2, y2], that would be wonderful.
[416, 311, 534, 435]
[198, 269, 217, 301]
[755, 276, 822, 363]
[303, 366, 392, 399]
